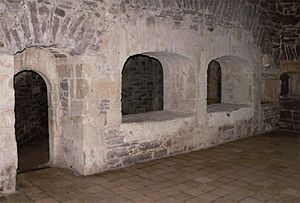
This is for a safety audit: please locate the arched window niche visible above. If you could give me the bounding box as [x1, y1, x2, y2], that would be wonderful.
[122, 55, 164, 115]
[121, 52, 196, 123]
[207, 60, 222, 105]
[207, 56, 253, 113]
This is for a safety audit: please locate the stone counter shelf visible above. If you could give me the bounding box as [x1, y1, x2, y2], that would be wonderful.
[122, 110, 194, 123]
[207, 104, 254, 127]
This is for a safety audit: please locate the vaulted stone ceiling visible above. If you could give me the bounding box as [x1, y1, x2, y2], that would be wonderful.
[0, 0, 298, 61]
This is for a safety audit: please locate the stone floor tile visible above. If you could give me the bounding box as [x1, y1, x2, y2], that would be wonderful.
[196, 184, 216, 193]
[105, 196, 132, 203]
[144, 191, 167, 201]
[235, 188, 256, 196]
[195, 176, 213, 183]
[212, 197, 237, 203]
[26, 192, 49, 201]
[185, 197, 211, 203]
[93, 189, 117, 199]
[110, 186, 131, 194]
[155, 197, 181, 203]
[35, 198, 59, 203]
[7, 193, 34, 203]
[131, 195, 153, 203]
[160, 188, 180, 196]
[172, 191, 194, 201]
[198, 191, 221, 201]
[239, 197, 263, 203]
[61, 199, 83, 203]
[85, 185, 106, 193]
[224, 192, 247, 201]
[281, 188, 300, 197]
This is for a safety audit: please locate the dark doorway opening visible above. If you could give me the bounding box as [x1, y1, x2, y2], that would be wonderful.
[14, 70, 49, 173]
[279, 72, 300, 131]
[122, 55, 164, 115]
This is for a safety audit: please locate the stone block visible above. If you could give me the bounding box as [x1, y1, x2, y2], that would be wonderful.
[57, 64, 71, 77]
[154, 150, 167, 158]
[122, 153, 152, 166]
[139, 142, 160, 151]
[76, 79, 89, 99]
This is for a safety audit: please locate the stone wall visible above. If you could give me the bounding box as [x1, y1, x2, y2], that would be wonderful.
[122, 55, 163, 115]
[108, 116, 196, 169]
[260, 64, 281, 132]
[278, 70, 300, 132]
[258, 1, 300, 64]
[0, 55, 17, 195]
[0, 0, 290, 195]
[14, 71, 48, 146]
[279, 97, 300, 132]
[208, 107, 255, 145]
[276, 1, 300, 62]
[261, 103, 279, 132]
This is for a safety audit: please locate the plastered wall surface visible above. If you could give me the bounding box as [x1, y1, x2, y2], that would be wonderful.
[0, 0, 298, 195]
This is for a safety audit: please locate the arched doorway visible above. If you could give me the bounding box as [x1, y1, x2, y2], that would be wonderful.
[14, 70, 49, 173]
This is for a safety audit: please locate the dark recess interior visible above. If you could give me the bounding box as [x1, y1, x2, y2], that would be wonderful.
[207, 60, 222, 105]
[279, 72, 300, 132]
[14, 70, 49, 173]
[122, 55, 164, 115]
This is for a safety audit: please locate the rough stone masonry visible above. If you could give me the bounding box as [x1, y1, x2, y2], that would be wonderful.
[0, 0, 299, 195]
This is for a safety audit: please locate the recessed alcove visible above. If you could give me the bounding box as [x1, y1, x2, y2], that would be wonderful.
[121, 52, 196, 123]
[14, 70, 49, 173]
[280, 72, 300, 97]
[207, 56, 253, 113]
[122, 55, 163, 115]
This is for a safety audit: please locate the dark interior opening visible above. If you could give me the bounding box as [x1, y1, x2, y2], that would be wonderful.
[279, 72, 300, 131]
[280, 72, 300, 97]
[280, 73, 289, 97]
[122, 55, 163, 115]
[14, 70, 49, 173]
[207, 60, 222, 105]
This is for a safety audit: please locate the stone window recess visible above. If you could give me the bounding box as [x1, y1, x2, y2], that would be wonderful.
[207, 60, 221, 105]
[280, 72, 300, 97]
[122, 55, 163, 115]
[121, 52, 197, 123]
[207, 56, 253, 113]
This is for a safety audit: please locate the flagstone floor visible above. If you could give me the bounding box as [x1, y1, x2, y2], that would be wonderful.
[1, 130, 299, 203]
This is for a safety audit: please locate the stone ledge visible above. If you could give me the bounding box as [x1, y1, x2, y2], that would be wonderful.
[122, 110, 194, 123]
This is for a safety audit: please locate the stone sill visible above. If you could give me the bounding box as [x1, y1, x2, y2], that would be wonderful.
[208, 104, 254, 127]
[261, 102, 277, 106]
[280, 96, 300, 100]
[207, 103, 250, 113]
[122, 110, 194, 124]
